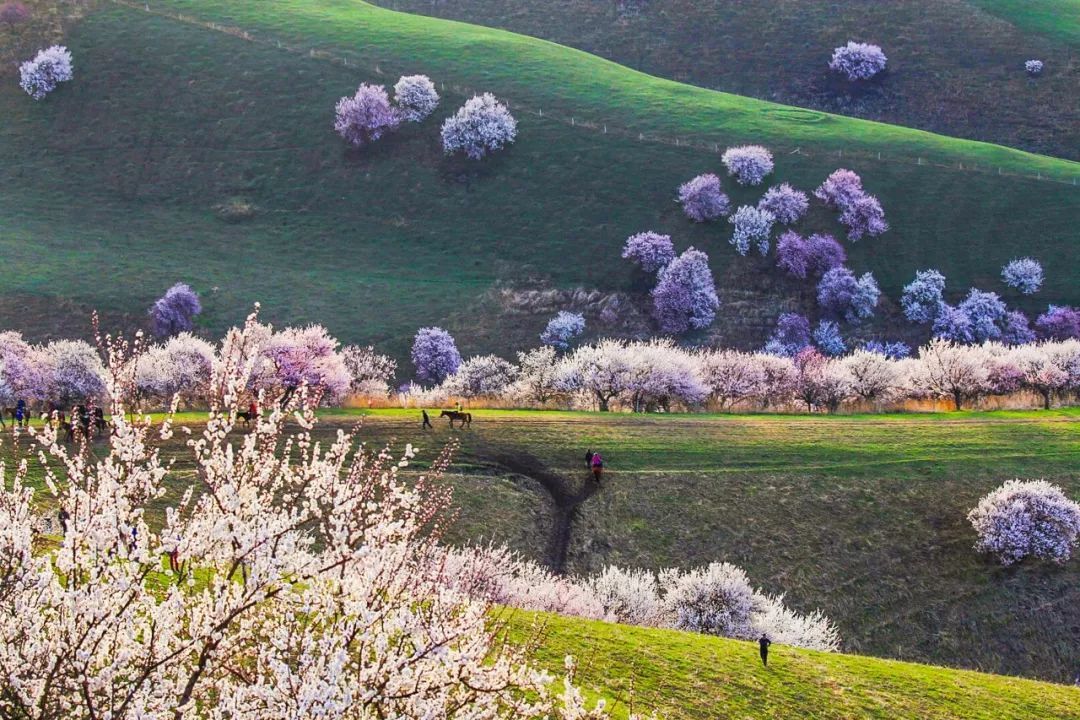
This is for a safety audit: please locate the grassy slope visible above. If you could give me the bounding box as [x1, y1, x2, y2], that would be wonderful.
[971, 0, 1080, 46]
[506, 610, 1080, 720]
[0, 0, 1078, 362]
[372, 0, 1080, 160]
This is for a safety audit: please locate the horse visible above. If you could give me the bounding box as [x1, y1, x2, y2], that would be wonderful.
[236, 411, 254, 428]
[439, 410, 472, 428]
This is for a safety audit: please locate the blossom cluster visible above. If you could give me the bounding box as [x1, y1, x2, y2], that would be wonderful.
[721, 145, 775, 186]
[335, 74, 440, 148]
[776, 231, 846, 280]
[677, 173, 730, 222]
[393, 74, 440, 122]
[968, 480, 1080, 565]
[829, 41, 887, 81]
[728, 205, 775, 256]
[757, 183, 809, 225]
[149, 282, 202, 338]
[541, 311, 587, 350]
[1001, 257, 1044, 295]
[621, 231, 676, 273]
[441, 92, 517, 159]
[1025, 59, 1044, 76]
[651, 247, 720, 334]
[814, 169, 888, 241]
[18, 45, 73, 100]
[816, 266, 880, 324]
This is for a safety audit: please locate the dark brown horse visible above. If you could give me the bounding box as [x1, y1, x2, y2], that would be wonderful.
[439, 410, 472, 428]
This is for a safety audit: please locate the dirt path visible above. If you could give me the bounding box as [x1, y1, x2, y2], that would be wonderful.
[471, 440, 599, 573]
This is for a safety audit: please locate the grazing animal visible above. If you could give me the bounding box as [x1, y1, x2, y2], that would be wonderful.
[439, 409, 472, 428]
[236, 411, 254, 428]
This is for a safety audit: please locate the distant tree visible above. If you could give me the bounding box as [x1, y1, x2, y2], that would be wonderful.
[1001, 310, 1036, 346]
[411, 327, 462, 385]
[393, 74, 439, 122]
[587, 566, 664, 626]
[814, 169, 864, 209]
[720, 145, 774, 186]
[958, 289, 1007, 343]
[556, 339, 633, 411]
[19, 45, 73, 100]
[728, 206, 775, 256]
[843, 349, 901, 403]
[0, 331, 50, 403]
[149, 283, 201, 338]
[440, 93, 517, 159]
[910, 339, 990, 410]
[776, 232, 846, 280]
[764, 313, 811, 357]
[1025, 59, 1044, 76]
[932, 304, 973, 344]
[622, 231, 675, 273]
[42, 339, 106, 406]
[1035, 305, 1080, 341]
[540, 311, 586, 350]
[829, 41, 887, 81]
[968, 480, 1080, 565]
[792, 347, 851, 413]
[901, 269, 946, 324]
[838, 194, 888, 241]
[813, 320, 846, 356]
[255, 325, 352, 404]
[700, 350, 766, 410]
[341, 345, 397, 396]
[757, 183, 809, 225]
[444, 355, 518, 399]
[651, 247, 720, 334]
[1012, 344, 1070, 409]
[625, 339, 707, 411]
[513, 346, 561, 404]
[0, 1, 30, 24]
[817, 267, 879, 324]
[860, 340, 911, 359]
[1001, 257, 1043, 295]
[134, 333, 215, 408]
[334, 83, 401, 148]
[677, 173, 730, 222]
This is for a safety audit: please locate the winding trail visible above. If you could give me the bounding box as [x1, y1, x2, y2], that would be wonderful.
[471, 440, 599, 573]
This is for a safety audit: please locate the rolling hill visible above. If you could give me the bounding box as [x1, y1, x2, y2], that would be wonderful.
[0, 0, 1078, 364]
[372, 0, 1080, 161]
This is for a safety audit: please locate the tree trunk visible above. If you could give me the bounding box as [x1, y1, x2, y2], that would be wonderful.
[1042, 389, 1051, 410]
[952, 390, 962, 411]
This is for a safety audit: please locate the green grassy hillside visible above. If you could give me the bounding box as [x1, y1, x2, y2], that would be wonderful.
[373, 0, 1080, 160]
[507, 610, 1080, 719]
[0, 0, 1077, 362]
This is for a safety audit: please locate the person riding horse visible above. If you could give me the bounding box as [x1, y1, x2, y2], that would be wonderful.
[439, 409, 472, 428]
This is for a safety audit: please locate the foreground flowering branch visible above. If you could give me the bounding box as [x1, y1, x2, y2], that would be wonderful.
[0, 310, 640, 720]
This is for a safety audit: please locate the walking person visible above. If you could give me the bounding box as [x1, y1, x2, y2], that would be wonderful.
[15, 398, 27, 429]
[585, 449, 594, 469]
[759, 634, 771, 667]
[422, 409, 433, 430]
[590, 451, 604, 485]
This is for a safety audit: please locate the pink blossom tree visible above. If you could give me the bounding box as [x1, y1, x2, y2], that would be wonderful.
[334, 83, 401, 148]
[622, 231, 675, 273]
[968, 480, 1080, 565]
[441, 93, 517, 159]
[651, 247, 720, 334]
[677, 173, 730, 222]
[758, 183, 809, 225]
[721, 145, 774, 186]
[149, 282, 202, 338]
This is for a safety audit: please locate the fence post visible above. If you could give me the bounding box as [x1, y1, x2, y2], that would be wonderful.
[538, 108, 542, 116]
[571, 117, 575, 126]
[639, 133, 644, 141]
[603, 124, 607, 134]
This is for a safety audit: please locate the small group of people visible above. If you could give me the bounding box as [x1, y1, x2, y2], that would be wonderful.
[0, 399, 30, 429]
[584, 449, 604, 484]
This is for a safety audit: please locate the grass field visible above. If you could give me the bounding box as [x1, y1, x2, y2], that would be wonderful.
[373, 0, 1080, 160]
[0, 0, 1078, 364]
[14, 407, 1080, 681]
[505, 610, 1080, 719]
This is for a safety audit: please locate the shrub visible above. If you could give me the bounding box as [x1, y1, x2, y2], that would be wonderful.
[1025, 59, 1044, 76]
[901, 269, 946, 324]
[18, 45, 73, 100]
[814, 169, 864, 209]
[658, 562, 757, 638]
[813, 320, 846, 356]
[817, 267, 879, 324]
[776, 232, 845, 279]
[720, 145, 774, 186]
[0, 1, 30, 24]
[764, 313, 812, 357]
[958, 289, 1007, 343]
[540, 311, 586, 350]
[757, 183, 809, 225]
[968, 480, 1080, 565]
[1001, 257, 1043, 295]
[440, 92, 517, 159]
[587, 566, 663, 626]
[651, 248, 720, 334]
[411, 327, 462, 384]
[1036, 305, 1080, 341]
[838, 194, 888, 241]
[622, 231, 675, 273]
[334, 83, 401, 148]
[677, 173, 730, 222]
[149, 282, 201, 338]
[728, 205, 775, 256]
[829, 41, 887, 81]
[393, 74, 439, 121]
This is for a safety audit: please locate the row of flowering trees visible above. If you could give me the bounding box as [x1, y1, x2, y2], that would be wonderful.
[0, 312, 639, 720]
[407, 336, 1080, 413]
[0, 317, 397, 412]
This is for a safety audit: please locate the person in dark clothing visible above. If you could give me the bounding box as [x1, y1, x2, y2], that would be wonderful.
[422, 409, 433, 430]
[58, 508, 70, 533]
[759, 635, 771, 667]
[585, 449, 594, 469]
[15, 399, 26, 428]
